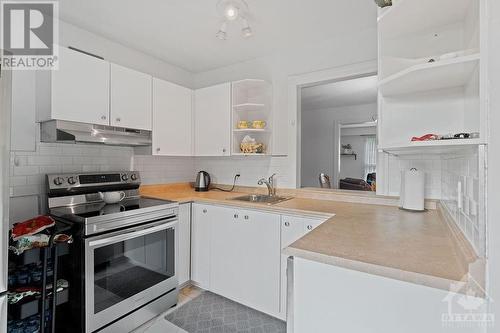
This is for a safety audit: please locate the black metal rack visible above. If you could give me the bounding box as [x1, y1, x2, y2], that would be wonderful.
[8, 222, 72, 333]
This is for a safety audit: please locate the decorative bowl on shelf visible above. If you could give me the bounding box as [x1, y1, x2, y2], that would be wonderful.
[240, 143, 266, 154]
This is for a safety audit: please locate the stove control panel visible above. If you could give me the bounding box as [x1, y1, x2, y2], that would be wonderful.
[47, 171, 141, 190]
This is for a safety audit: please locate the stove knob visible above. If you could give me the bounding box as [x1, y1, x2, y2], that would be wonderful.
[67, 177, 77, 185]
[130, 174, 137, 181]
[121, 174, 129, 181]
[53, 177, 64, 186]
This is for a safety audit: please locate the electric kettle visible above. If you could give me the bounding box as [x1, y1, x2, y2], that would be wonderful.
[195, 171, 211, 192]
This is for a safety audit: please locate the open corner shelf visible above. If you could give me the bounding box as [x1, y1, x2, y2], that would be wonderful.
[379, 53, 480, 97]
[231, 153, 271, 157]
[231, 79, 273, 157]
[233, 103, 266, 112]
[233, 128, 269, 133]
[379, 138, 484, 155]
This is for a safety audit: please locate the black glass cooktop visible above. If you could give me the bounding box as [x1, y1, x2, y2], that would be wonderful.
[50, 197, 176, 222]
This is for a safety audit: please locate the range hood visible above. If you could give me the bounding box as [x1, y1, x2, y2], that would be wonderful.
[40, 120, 152, 146]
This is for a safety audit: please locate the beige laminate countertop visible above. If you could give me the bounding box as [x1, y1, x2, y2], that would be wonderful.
[140, 184, 473, 292]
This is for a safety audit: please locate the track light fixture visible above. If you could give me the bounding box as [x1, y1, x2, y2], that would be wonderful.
[216, 0, 253, 40]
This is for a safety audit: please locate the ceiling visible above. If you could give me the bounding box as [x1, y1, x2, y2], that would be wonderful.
[58, 0, 377, 73]
[301, 75, 378, 111]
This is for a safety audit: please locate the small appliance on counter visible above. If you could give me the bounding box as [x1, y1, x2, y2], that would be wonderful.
[399, 168, 426, 212]
[195, 171, 211, 192]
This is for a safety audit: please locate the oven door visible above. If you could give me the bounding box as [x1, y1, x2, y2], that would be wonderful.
[85, 217, 178, 333]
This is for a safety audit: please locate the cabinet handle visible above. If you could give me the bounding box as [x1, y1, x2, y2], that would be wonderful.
[244, 215, 249, 220]
[116, 117, 121, 122]
[307, 225, 313, 231]
[203, 209, 207, 213]
[234, 214, 239, 219]
[223, 148, 227, 153]
[156, 148, 161, 152]
[101, 115, 107, 120]
[284, 221, 290, 227]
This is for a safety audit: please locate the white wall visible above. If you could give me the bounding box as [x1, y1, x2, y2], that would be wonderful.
[194, 27, 378, 188]
[300, 103, 376, 188]
[487, 0, 500, 329]
[59, 20, 194, 88]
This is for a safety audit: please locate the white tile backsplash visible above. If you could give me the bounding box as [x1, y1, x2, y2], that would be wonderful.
[132, 155, 195, 185]
[386, 154, 442, 199]
[441, 147, 485, 256]
[9, 141, 134, 222]
[194, 156, 294, 188]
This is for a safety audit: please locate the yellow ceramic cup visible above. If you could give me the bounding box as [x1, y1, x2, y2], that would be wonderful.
[252, 120, 266, 129]
[237, 121, 250, 129]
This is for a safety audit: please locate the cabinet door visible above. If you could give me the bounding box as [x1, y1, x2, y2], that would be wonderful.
[194, 83, 231, 156]
[211, 207, 281, 316]
[51, 47, 110, 125]
[110, 63, 152, 130]
[279, 215, 327, 319]
[152, 79, 193, 156]
[281, 216, 307, 249]
[178, 203, 191, 286]
[191, 204, 212, 289]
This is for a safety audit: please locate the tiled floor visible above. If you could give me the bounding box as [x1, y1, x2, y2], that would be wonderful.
[166, 291, 286, 333]
[133, 285, 204, 333]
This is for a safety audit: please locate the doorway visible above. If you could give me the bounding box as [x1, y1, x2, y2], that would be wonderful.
[299, 73, 378, 190]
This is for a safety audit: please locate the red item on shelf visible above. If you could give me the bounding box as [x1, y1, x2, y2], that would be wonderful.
[11, 216, 56, 241]
[411, 134, 439, 142]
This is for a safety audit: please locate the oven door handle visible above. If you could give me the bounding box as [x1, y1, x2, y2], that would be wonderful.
[87, 220, 176, 248]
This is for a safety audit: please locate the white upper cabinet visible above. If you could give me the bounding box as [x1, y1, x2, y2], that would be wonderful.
[110, 63, 152, 130]
[194, 83, 231, 156]
[37, 46, 110, 125]
[152, 78, 193, 156]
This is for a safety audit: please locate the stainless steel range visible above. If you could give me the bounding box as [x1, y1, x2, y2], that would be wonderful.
[47, 171, 179, 333]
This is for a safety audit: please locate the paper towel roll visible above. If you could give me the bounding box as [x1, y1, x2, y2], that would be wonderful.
[399, 168, 425, 211]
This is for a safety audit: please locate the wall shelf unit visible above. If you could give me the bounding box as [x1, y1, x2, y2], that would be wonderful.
[378, 0, 476, 40]
[379, 54, 480, 96]
[341, 153, 358, 160]
[231, 79, 273, 156]
[379, 139, 483, 155]
[377, 0, 484, 153]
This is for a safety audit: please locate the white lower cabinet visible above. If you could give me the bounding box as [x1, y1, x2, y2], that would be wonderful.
[189, 203, 326, 319]
[178, 203, 191, 286]
[210, 207, 281, 317]
[191, 203, 212, 289]
[279, 215, 328, 320]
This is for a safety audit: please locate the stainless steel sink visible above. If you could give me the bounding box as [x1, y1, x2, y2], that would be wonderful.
[231, 194, 292, 205]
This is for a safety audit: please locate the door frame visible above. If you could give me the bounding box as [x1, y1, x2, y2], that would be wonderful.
[289, 60, 377, 188]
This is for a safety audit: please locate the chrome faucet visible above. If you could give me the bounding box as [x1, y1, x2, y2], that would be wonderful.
[258, 173, 277, 197]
